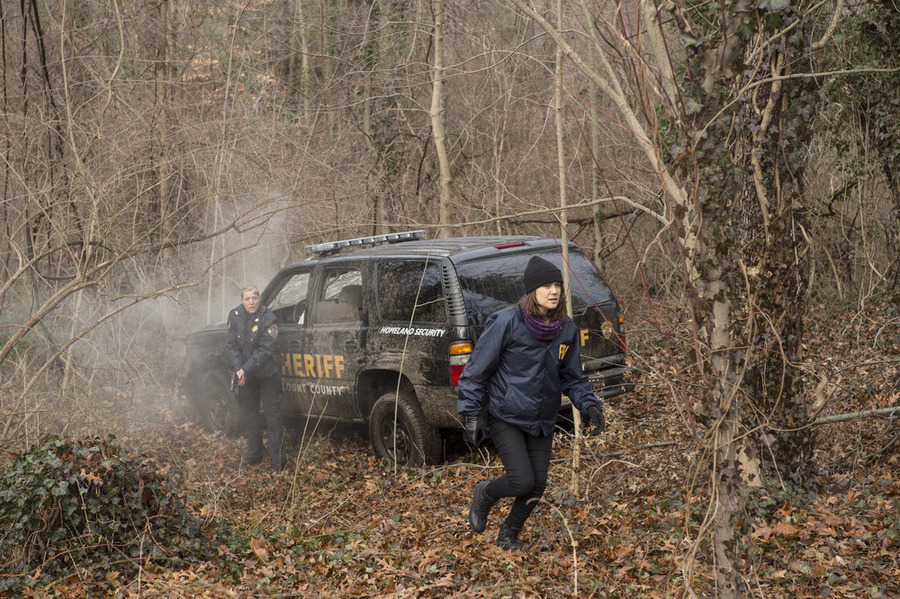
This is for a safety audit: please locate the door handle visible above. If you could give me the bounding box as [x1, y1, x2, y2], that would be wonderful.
[344, 340, 359, 352]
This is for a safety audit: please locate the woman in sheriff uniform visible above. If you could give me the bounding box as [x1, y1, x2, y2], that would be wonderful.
[226, 285, 286, 472]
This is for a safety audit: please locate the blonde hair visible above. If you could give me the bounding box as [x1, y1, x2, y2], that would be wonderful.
[240, 285, 260, 299]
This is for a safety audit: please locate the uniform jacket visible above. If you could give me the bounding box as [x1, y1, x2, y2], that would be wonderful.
[457, 304, 601, 437]
[226, 304, 281, 379]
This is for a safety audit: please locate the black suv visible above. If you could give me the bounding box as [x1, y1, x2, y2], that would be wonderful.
[184, 231, 630, 465]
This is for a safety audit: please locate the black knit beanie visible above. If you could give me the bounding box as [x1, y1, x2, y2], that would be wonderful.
[523, 255, 563, 294]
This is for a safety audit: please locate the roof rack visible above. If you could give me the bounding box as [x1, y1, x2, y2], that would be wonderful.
[305, 230, 427, 256]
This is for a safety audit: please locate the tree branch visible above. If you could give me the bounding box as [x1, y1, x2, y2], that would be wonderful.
[813, 406, 900, 426]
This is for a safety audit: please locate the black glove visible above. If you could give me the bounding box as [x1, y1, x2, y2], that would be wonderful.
[464, 414, 486, 446]
[585, 404, 605, 436]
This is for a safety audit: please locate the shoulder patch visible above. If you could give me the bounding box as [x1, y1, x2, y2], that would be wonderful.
[267, 324, 279, 340]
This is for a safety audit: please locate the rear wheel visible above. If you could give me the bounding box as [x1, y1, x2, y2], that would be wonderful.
[185, 366, 241, 436]
[369, 391, 440, 466]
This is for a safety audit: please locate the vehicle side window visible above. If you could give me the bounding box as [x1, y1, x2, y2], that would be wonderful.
[317, 269, 364, 324]
[457, 257, 526, 327]
[377, 260, 445, 324]
[268, 271, 311, 324]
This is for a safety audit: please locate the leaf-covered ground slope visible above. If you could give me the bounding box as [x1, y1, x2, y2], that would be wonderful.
[27, 301, 900, 597]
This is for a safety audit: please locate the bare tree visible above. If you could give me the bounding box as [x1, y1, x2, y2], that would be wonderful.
[496, 0, 865, 594]
[431, 0, 454, 237]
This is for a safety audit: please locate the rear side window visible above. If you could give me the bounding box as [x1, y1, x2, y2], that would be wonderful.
[456, 259, 522, 326]
[317, 268, 364, 324]
[456, 250, 614, 325]
[376, 260, 446, 324]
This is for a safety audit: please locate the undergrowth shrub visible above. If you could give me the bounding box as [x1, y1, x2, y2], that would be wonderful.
[0, 435, 212, 592]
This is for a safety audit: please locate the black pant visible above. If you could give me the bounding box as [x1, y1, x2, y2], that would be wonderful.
[237, 372, 285, 468]
[485, 416, 554, 531]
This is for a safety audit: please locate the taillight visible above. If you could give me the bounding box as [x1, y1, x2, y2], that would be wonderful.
[450, 341, 472, 385]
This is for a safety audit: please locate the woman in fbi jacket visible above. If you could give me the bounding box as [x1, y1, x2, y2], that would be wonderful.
[457, 255, 606, 550]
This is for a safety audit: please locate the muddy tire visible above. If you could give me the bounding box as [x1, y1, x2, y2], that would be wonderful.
[186, 366, 241, 437]
[369, 391, 440, 466]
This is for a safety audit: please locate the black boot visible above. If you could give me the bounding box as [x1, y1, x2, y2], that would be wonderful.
[269, 447, 287, 473]
[240, 451, 263, 467]
[468, 481, 498, 533]
[496, 522, 525, 551]
[241, 416, 265, 468]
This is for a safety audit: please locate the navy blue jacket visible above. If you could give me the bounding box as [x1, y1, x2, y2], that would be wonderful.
[226, 305, 281, 379]
[457, 305, 601, 437]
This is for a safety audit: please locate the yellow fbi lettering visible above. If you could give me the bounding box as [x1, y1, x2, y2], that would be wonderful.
[558, 344, 570, 360]
[283, 353, 346, 379]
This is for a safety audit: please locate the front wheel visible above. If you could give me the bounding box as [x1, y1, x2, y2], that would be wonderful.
[185, 366, 241, 437]
[369, 391, 440, 466]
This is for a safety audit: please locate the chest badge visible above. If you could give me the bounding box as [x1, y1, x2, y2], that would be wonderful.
[251, 325, 259, 333]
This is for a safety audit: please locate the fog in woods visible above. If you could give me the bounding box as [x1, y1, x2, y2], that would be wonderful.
[1, 0, 898, 595]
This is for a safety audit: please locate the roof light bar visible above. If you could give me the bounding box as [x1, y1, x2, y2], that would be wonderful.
[305, 230, 427, 255]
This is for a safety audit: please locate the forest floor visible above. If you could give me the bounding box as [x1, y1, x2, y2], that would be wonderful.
[27, 298, 900, 598]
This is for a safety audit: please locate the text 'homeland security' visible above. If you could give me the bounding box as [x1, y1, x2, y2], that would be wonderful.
[379, 326, 446, 337]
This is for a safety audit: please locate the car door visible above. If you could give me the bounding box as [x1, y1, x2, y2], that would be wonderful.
[263, 266, 315, 417]
[306, 263, 366, 420]
[371, 258, 450, 388]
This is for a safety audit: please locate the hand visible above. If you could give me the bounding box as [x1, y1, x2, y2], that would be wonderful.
[464, 415, 486, 446]
[585, 404, 605, 436]
[236, 369, 246, 387]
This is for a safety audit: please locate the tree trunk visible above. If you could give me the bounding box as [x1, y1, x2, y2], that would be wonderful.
[736, 41, 815, 485]
[704, 268, 746, 598]
[0, 1, 11, 283]
[430, 0, 452, 238]
[589, 24, 603, 269]
[553, 0, 583, 499]
[289, 0, 312, 122]
[154, 0, 173, 243]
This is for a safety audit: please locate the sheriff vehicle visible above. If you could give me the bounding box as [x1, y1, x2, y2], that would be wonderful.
[184, 231, 632, 465]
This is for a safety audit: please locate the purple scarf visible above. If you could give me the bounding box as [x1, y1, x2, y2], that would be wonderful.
[521, 305, 562, 341]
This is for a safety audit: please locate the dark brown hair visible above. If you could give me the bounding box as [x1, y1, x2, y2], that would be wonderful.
[519, 287, 567, 322]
